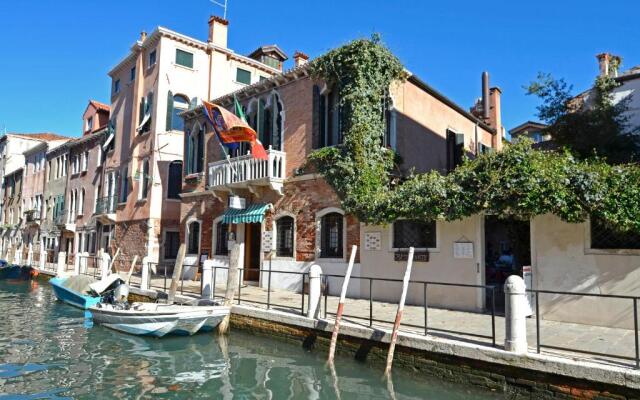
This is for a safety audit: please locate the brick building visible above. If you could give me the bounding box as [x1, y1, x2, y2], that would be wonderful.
[179, 48, 502, 291]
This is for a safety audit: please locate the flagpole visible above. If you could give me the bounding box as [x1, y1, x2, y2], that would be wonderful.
[212, 126, 239, 181]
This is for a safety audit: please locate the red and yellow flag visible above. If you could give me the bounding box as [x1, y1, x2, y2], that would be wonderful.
[203, 100, 268, 160]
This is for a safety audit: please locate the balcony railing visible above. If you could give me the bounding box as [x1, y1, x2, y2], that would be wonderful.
[208, 149, 286, 193]
[95, 196, 117, 215]
[24, 210, 41, 223]
[54, 211, 67, 226]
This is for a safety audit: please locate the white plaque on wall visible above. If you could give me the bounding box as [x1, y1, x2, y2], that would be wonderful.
[364, 232, 382, 251]
[453, 241, 474, 259]
[262, 230, 273, 253]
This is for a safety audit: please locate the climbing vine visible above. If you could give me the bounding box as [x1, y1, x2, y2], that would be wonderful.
[308, 36, 640, 232]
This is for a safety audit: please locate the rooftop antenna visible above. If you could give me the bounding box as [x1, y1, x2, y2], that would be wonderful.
[210, 0, 228, 19]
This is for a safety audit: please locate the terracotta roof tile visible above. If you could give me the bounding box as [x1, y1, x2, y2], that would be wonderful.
[89, 100, 111, 112]
[6, 132, 72, 141]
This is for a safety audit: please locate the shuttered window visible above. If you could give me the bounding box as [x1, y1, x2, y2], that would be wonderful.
[446, 131, 465, 172]
[175, 49, 193, 68]
[119, 167, 128, 203]
[140, 159, 149, 200]
[167, 161, 182, 199]
[236, 68, 251, 85]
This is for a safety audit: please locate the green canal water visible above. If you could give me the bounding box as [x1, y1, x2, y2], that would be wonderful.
[0, 280, 501, 399]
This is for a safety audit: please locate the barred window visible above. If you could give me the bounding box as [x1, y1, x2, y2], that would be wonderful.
[590, 218, 640, 250]
[393, 220, 436, 249]
[215, 221, 229, 256]
[320, 213, 343, 258]
[276, 216, 294, 257]
[164, 231, 180, 260]
[187, 221, 200, 254]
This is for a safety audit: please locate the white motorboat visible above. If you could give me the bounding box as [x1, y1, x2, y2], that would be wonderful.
[89, 302, 230, 337]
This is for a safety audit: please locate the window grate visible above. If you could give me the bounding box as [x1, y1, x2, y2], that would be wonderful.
[591, 218, 640, 250]
[320, 213, 343, 258]
[215, 222, 229, 256]
[276, 217, 294, 257]
[393, 220, 436, 249]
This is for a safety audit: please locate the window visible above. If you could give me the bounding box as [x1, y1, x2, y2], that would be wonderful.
[139, 159, 149, 200]
[590, 218, 640, 250]
[138, 92, 153, 134]
[446, 130, 464, 172]
[82, 151, 88, 171]
[78, 189, 85, 216]
[236, 68, 251, 85]
[316, 89, 342, 148]
[114, 79, 120, 94]
[130, 66, 136, 82]
[215, 221, 229, 256]
[187, 221, 200, 254]
[149, 49, 157, 67]
[393, 220, 436, 249]
[186, 125, 204, 174]
[164, 231, 180, 260]
[175, 49, 193, 68]
[86, 117, 93, 132]
[119, 166, 128, 203]
[320, 213, 343, 258]
[241, 93, 282, 155]
[260, 55, 280, 69]
[166, 92, 189, 132]
[259, 76, 268, 82]
[276, 216, 294, 257]
[167, 161, 182, 199]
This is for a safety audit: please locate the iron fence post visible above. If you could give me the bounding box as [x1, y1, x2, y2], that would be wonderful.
[324, 276, 328, 319]
[424, 282, 428, 336]
[301, 273, 306, 316]
[212, 267, 217, 299]
[267, 263, 272, 310]
[535, 291, 541, 354]
[491, 286, 496, 347]
[238, 269, 242, 305]
[634, 298, 639, 369]
[369, 278, 373, 327]
[164, 265, 167, 292]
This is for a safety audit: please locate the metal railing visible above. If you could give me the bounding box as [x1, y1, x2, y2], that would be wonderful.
[208, 148, 286, 188]
[94, 196, 116, 215]
[24, 210, 41, 223]
[529, 288, 640, 368]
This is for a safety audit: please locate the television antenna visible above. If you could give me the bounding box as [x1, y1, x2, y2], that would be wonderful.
[210, 0, 228, 19]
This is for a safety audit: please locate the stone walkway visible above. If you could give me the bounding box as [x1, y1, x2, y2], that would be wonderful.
[54, 264, 638, 370]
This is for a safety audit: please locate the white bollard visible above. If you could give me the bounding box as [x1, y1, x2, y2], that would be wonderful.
[27, 244, 33, 267]
[39, 249, 46, 271]
[79, 252, 89, 274]
[73, 253, 80, 275]
[56, 252, 67, 276]
[504, 275, 528, 353]
[101, 253, 111, 279]
[141, 256, 150, 290]
[306, 264, 323, 319]
[202, 260, 214, 299]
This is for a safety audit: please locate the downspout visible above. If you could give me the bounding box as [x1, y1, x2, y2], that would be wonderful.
[475, 121, 479, 156]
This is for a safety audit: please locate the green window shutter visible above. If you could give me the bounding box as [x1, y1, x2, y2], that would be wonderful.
[139, 97, 146, 124]
[176, 49, 193, 68]
[312, 85, 321, 149]
[146, 92, 153, 116]
[236, 68, 251, 85]
[166, 91, 174, 131]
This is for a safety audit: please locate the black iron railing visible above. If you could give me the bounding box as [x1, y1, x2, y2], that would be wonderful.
[94, 196, 116, 215]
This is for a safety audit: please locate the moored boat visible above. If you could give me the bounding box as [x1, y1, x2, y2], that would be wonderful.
[50, 275, 102, 309]
[89, 302, 230, 337]
[0, 264, 33, 280]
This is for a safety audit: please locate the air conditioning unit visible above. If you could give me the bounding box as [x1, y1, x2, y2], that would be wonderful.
[228, 196, 246, 210]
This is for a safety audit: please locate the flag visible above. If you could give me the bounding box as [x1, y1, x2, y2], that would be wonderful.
[203, 100, 268, 160]
[202, 101, 238, 153]
[234, 96, 268, 160]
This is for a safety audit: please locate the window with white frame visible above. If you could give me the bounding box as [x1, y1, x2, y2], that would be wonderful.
[590, 217, 640, 250]
[187, 221, 200, 254]
[320, 212, 344, 258]
[139, 159, 149, 200]
[82, 151, 88, 171]
[185, 125, 204, 174]
[78, 189, 84, 216]
[214, 220, 229, 256]
[392, 220, 436, 250]
[276, 216, 294, 257]
[119, 166, 128, 203]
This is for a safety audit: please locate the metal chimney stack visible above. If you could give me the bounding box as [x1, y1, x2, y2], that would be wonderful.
[482, 72, 490, 119]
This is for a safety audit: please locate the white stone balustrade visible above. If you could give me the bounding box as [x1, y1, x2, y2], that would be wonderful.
[208, 148, 286, 193]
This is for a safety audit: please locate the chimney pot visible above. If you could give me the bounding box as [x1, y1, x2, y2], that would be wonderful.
[208, 15, 229, 48]
[293, 51, 309, 67]
[597, 53, 621, 78]
[140, 31, 147, 42]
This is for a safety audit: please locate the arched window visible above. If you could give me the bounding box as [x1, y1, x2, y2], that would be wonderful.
[320, 212, 343, 258]
[167, 161, 182, 199]
[186, 124, 204, 174]
[167, 92, 190, 132]
[276, 216, 294, 257]
[187, 220, 200, 254]
[215, 221, 229, 256]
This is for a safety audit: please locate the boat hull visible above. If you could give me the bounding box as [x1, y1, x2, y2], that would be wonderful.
[50, 277, 101, 310]
[89, 304, 230, 337]
[0, 265, 33, 280]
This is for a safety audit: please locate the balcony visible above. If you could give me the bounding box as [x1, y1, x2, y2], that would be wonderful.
[54, 210, 76, 232]
[208, 149, 286, 195]
[24, 210, 41, 224]
[94, 196, 117, 224]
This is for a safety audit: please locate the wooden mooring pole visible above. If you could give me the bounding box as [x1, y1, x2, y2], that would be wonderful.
[384, 247, 415, 377]
[125, 255, 138, 285]
[218, 240, 240, 334]
[167, 244, 186, 304]
[327, 245, 357, 364]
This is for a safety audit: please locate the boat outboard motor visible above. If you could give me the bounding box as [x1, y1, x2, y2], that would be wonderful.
[90, 275, 131, 309]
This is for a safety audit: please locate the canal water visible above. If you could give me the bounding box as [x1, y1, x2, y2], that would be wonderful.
[0, 280, 500, 399]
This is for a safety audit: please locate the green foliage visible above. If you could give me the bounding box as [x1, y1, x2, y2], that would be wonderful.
[526, 72, 639, 163]
[308, 37, 640, 232]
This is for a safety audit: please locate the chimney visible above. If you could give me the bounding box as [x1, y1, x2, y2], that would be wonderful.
[488, 87, 503, 151]
[208, 15, 229, 48]
[481, 71, 490, 119]
[596, 53, 622, 78]
[293, 51, 309, 67]
[140, 31, 147, 42]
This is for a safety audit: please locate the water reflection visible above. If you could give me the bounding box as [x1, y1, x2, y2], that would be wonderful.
[0, 281, 497, 399]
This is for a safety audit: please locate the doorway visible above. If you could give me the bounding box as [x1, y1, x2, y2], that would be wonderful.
[243, 223, 262, 282]
[484, 215, 531, 313]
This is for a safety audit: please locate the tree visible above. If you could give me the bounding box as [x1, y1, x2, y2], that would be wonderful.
[526, 72, 639, 164]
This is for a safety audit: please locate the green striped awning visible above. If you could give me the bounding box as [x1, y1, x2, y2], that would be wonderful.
[222, 203, 271, 224]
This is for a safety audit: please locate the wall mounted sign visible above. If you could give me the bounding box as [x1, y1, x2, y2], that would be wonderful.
[261, 230, 273, 253]
[364, 232, 382, 250]
[394, 251, 429, 262]
[453, 241, 474, 259]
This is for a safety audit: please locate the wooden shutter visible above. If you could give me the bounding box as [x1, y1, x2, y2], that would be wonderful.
[196, 130, 204, 172]
[166, 91, 173, 131]
[139, 97, 146, 124]
[312, 85, 321, 149]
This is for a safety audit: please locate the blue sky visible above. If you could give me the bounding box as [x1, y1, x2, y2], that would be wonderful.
[1, 0, 639, 137]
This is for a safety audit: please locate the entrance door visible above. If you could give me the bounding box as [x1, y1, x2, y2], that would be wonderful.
[484, 216, 531, 313]
[243, 223, 262, 282]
